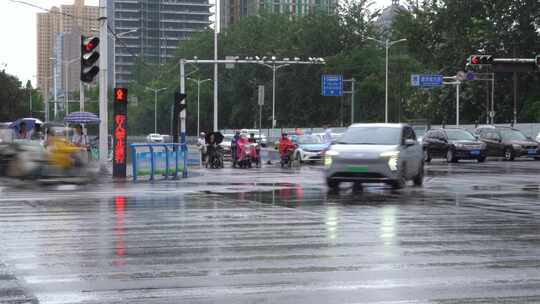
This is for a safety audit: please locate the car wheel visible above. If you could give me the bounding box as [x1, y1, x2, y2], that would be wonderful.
[446, 149, 457, 163]
[413, 163, 424, 187]
[327, 178, 340, 191]
[504, 148, 515, 161]
[295, 153, 302, 166]
[478, 156, 486, 163]
[423, 149, 431, 163]
[534, 157, 540, 161]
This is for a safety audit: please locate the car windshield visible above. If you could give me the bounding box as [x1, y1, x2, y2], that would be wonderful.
[500, 129, 527, 141]
[297, 135, 322, 144]
[338, 126, 401, 145]
[446, 129, 475, 141]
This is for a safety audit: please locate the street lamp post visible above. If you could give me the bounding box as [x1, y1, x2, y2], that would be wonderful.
[187, 77, 211, 135]
[145, 87, 167, 134]
[367, 37, 407, 123]
[260, 60, 289, 129]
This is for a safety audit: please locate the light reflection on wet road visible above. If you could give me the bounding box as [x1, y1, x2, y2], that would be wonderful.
[1, 160, 540, 303]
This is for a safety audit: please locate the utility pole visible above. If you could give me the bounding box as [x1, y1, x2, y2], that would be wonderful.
[98, 0, 109, 162]
[213, 0, 219, 132]
[80, 82, 85, 111]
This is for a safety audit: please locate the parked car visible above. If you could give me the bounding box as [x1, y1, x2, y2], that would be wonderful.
[146, 133, 164, 143]
[535, 131, 540, 143]
[243, 129, 267, 147]
[475, 126, 540, 161]
[422, 128, 487, 163]
[293, 134, 329, 163]
[325, 123, 424, 190]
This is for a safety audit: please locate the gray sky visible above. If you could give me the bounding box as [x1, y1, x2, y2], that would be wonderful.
[0, 0, 391, 87]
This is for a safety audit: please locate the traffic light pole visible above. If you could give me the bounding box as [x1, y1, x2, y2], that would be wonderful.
[98, 0, 109, 162]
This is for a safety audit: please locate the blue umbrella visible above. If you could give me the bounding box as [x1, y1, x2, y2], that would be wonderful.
[64, 112, 100, 124]
[9, 118, 43, 129]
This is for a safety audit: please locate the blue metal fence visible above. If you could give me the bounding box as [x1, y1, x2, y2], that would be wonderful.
[131, 143, 188, 181]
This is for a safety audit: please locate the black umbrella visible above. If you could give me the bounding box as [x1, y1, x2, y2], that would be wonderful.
[205, 132, 224, 144]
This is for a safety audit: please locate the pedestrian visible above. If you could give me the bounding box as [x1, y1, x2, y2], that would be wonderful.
[15, 122, 30, 140]
[197, 132, 207, 166]
[231, 131, 240, 168]
[72, 125, 89, 148]
[323, 125, 333, 144]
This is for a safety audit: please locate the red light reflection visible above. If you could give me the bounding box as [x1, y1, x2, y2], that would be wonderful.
[114, 196, 126, 266]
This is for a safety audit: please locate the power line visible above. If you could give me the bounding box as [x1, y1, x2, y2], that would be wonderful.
[8, 0, 97, 22]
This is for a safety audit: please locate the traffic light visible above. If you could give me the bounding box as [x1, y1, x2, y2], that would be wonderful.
[80, 36, 100, 83]
[175, 91, 187, 112]
[468, 55, 493, 66]
[536, 55, 540, 68]
[114, 88, 128, 103]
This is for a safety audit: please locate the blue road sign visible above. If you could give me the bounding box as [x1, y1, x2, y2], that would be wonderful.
[411, 74, 443, 87]
[321, 74, 343, 96]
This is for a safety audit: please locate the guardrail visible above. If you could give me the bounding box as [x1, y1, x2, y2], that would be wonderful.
[130, 143, 188, 181]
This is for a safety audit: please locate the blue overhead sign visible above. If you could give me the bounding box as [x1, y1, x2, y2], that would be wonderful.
[321, 74, 343, 96]
[411, 74, 443, 87]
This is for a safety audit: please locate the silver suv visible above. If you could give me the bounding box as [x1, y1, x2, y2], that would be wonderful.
[324, 123, 424, 190]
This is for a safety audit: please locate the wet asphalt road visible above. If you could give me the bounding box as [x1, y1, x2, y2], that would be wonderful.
[1, 159, 540, 303]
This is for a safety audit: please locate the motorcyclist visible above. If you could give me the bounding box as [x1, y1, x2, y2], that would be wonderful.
[278, 133, 296, 162]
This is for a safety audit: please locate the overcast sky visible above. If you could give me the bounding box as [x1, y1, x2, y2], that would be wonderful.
[0, 0, 391, 87]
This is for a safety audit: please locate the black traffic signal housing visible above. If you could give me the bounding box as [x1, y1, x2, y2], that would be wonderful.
[175, 92, 187, 112]
[81, 36, 100, 83]
[467, 55, 494, 66]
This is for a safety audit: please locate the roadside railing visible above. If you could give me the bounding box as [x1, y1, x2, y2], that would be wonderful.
[131, 143, 188, 181]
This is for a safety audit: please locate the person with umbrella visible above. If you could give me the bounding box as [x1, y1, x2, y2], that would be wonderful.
[72, 124, 89, 149]
[15, 122, 30, 140]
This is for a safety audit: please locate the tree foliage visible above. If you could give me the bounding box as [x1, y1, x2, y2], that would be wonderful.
[0, 70, 42, 122]
[123, 0, 540, 135]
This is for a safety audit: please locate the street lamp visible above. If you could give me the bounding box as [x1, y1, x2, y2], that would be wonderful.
[367, 37, 407, 123]
[145, 87, 167, 134]
[113, 29, 138, 88]
[259, 59, 290, 129]
[187, 77, 211, 135]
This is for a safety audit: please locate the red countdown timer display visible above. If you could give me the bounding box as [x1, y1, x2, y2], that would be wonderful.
[113, 88, 128, 178]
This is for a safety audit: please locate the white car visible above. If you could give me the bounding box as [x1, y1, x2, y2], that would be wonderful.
[146, 133, 164, 143]
[536, 131, 540, 143]
[243, 129, 267, 146]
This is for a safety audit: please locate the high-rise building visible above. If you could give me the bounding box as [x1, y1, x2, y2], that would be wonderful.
[37, 7, 61, 98]
[220, 0, 337, 29]
[111, 0, 212, 88]
[36, 0, 99, 97]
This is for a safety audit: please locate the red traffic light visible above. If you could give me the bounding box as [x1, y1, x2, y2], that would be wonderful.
[536, 55, 540, 67]
[469, 55, 493, 65]
[114, 88, 128, 103]
[82, 37, 100, 53]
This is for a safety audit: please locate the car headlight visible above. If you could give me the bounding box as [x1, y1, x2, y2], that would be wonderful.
[455, 143, 465, 149]
[324, 150, 339, 167]
[325, 150, 340, 157]
[380, 151, 399, 158]
[380, 151, 399, 171]
[512, 144, 522, 150]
